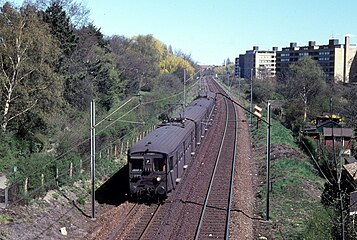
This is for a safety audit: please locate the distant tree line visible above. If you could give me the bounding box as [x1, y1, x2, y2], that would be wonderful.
[245, 57, 357, 133]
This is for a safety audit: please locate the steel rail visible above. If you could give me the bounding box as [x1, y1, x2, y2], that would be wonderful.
[194, 95, 230, 240]
[225, 91, 239, 240]
[107, 203, 138, 240]
[138, 204, 161, 240]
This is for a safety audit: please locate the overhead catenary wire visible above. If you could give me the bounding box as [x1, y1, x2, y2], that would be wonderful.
[9, 124, 142, 212]
[95, 97, 134, 127]
[7, 73, 201, 206]
[5, 70, 205, 238]
[8, 97, 148, 189]
[8, 83, 194, 205]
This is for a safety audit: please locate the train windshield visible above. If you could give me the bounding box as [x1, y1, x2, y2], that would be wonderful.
[130, 157, 143, 172]
[154, 158, 165, 172]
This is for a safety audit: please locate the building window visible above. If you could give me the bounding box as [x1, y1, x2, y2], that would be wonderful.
[319, 51, 330, 55]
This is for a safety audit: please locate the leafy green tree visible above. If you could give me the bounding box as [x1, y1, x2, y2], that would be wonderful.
[278, 57, 326, 124]
[64, 24, 122, 111]
[0, 3, 63, 133]
[252, 78, 278, 103]
[339, 84, 357, 127]
[160, 54, 195, 79]
[109, 35, 164, 95]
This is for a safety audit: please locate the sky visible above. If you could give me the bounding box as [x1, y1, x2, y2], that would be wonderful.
[10, 0, 357, 65]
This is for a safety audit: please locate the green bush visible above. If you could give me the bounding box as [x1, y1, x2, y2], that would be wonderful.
[302, 136, 318, 158]
[301, 206, 335, 239]
[0, 133, 26, 176]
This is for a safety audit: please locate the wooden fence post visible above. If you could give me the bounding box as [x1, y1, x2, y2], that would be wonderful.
[80, 159, 83, 173]
[5, 187, 8, 208]
[24, 178, 28, 195]
[56, 167, 59, 186]
[70, 162, 73, 178]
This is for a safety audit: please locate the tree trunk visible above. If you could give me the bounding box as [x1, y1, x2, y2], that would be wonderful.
[1, 87, 13, 132]
[303, 99, 307, 122]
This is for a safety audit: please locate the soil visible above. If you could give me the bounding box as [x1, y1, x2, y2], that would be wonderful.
[0, 187, 107, 240]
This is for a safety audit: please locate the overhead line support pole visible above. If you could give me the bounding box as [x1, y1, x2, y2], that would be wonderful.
[90, 100, 96, 219]
[266, 102, 271, 221]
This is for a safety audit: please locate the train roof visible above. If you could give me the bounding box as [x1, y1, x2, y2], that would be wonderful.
[183, 95, 215, 122]
[129, 121, 195, 155]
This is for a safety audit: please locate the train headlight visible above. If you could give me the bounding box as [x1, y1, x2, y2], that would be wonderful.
[156, 176, 161, 182]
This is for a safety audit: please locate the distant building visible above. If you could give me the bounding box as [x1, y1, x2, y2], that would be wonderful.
[238, 46, 277, 79]
[276, 36, 357, 83]
[236, 36, 357, 83]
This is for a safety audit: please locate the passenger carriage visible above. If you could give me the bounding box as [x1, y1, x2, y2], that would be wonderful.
[128, 90, 216, 200]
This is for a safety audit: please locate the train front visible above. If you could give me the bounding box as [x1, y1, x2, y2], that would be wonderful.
[128, 150, 167, 200]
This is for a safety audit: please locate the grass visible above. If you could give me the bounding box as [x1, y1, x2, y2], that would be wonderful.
[254, 118, 329, 238]
[0, 214, 12, 225]
[253, 118, 327, 238]
[251, 113, 297, 148]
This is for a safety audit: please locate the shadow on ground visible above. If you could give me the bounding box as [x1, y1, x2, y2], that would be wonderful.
[95, 164, 129, 206]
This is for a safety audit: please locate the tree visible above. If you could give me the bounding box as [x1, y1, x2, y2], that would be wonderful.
[33, 0, 89, 27]
[41, 1, 78, 61]
[279, 57, 325, 123]
[63, 24, 122, 111]
[339, 85, 357, 127]
[0, 3, 62, 133]
[160, 54, 195, 80]
[109, 34, 163, 95]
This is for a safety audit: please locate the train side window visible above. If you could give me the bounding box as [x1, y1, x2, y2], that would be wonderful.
[169, 156, 174, 170]
[154, 158, 165, 172]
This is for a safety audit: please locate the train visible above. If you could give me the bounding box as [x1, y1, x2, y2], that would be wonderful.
[128, 85, 216, 200]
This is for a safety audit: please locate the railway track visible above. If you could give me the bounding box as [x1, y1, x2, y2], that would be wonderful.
[108, 203, 160, 240]
[88, 76, 242, 240]
[194, 84, 238, 239]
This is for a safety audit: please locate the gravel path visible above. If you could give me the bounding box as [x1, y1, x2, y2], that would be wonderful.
[229, 97, 258, 239]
